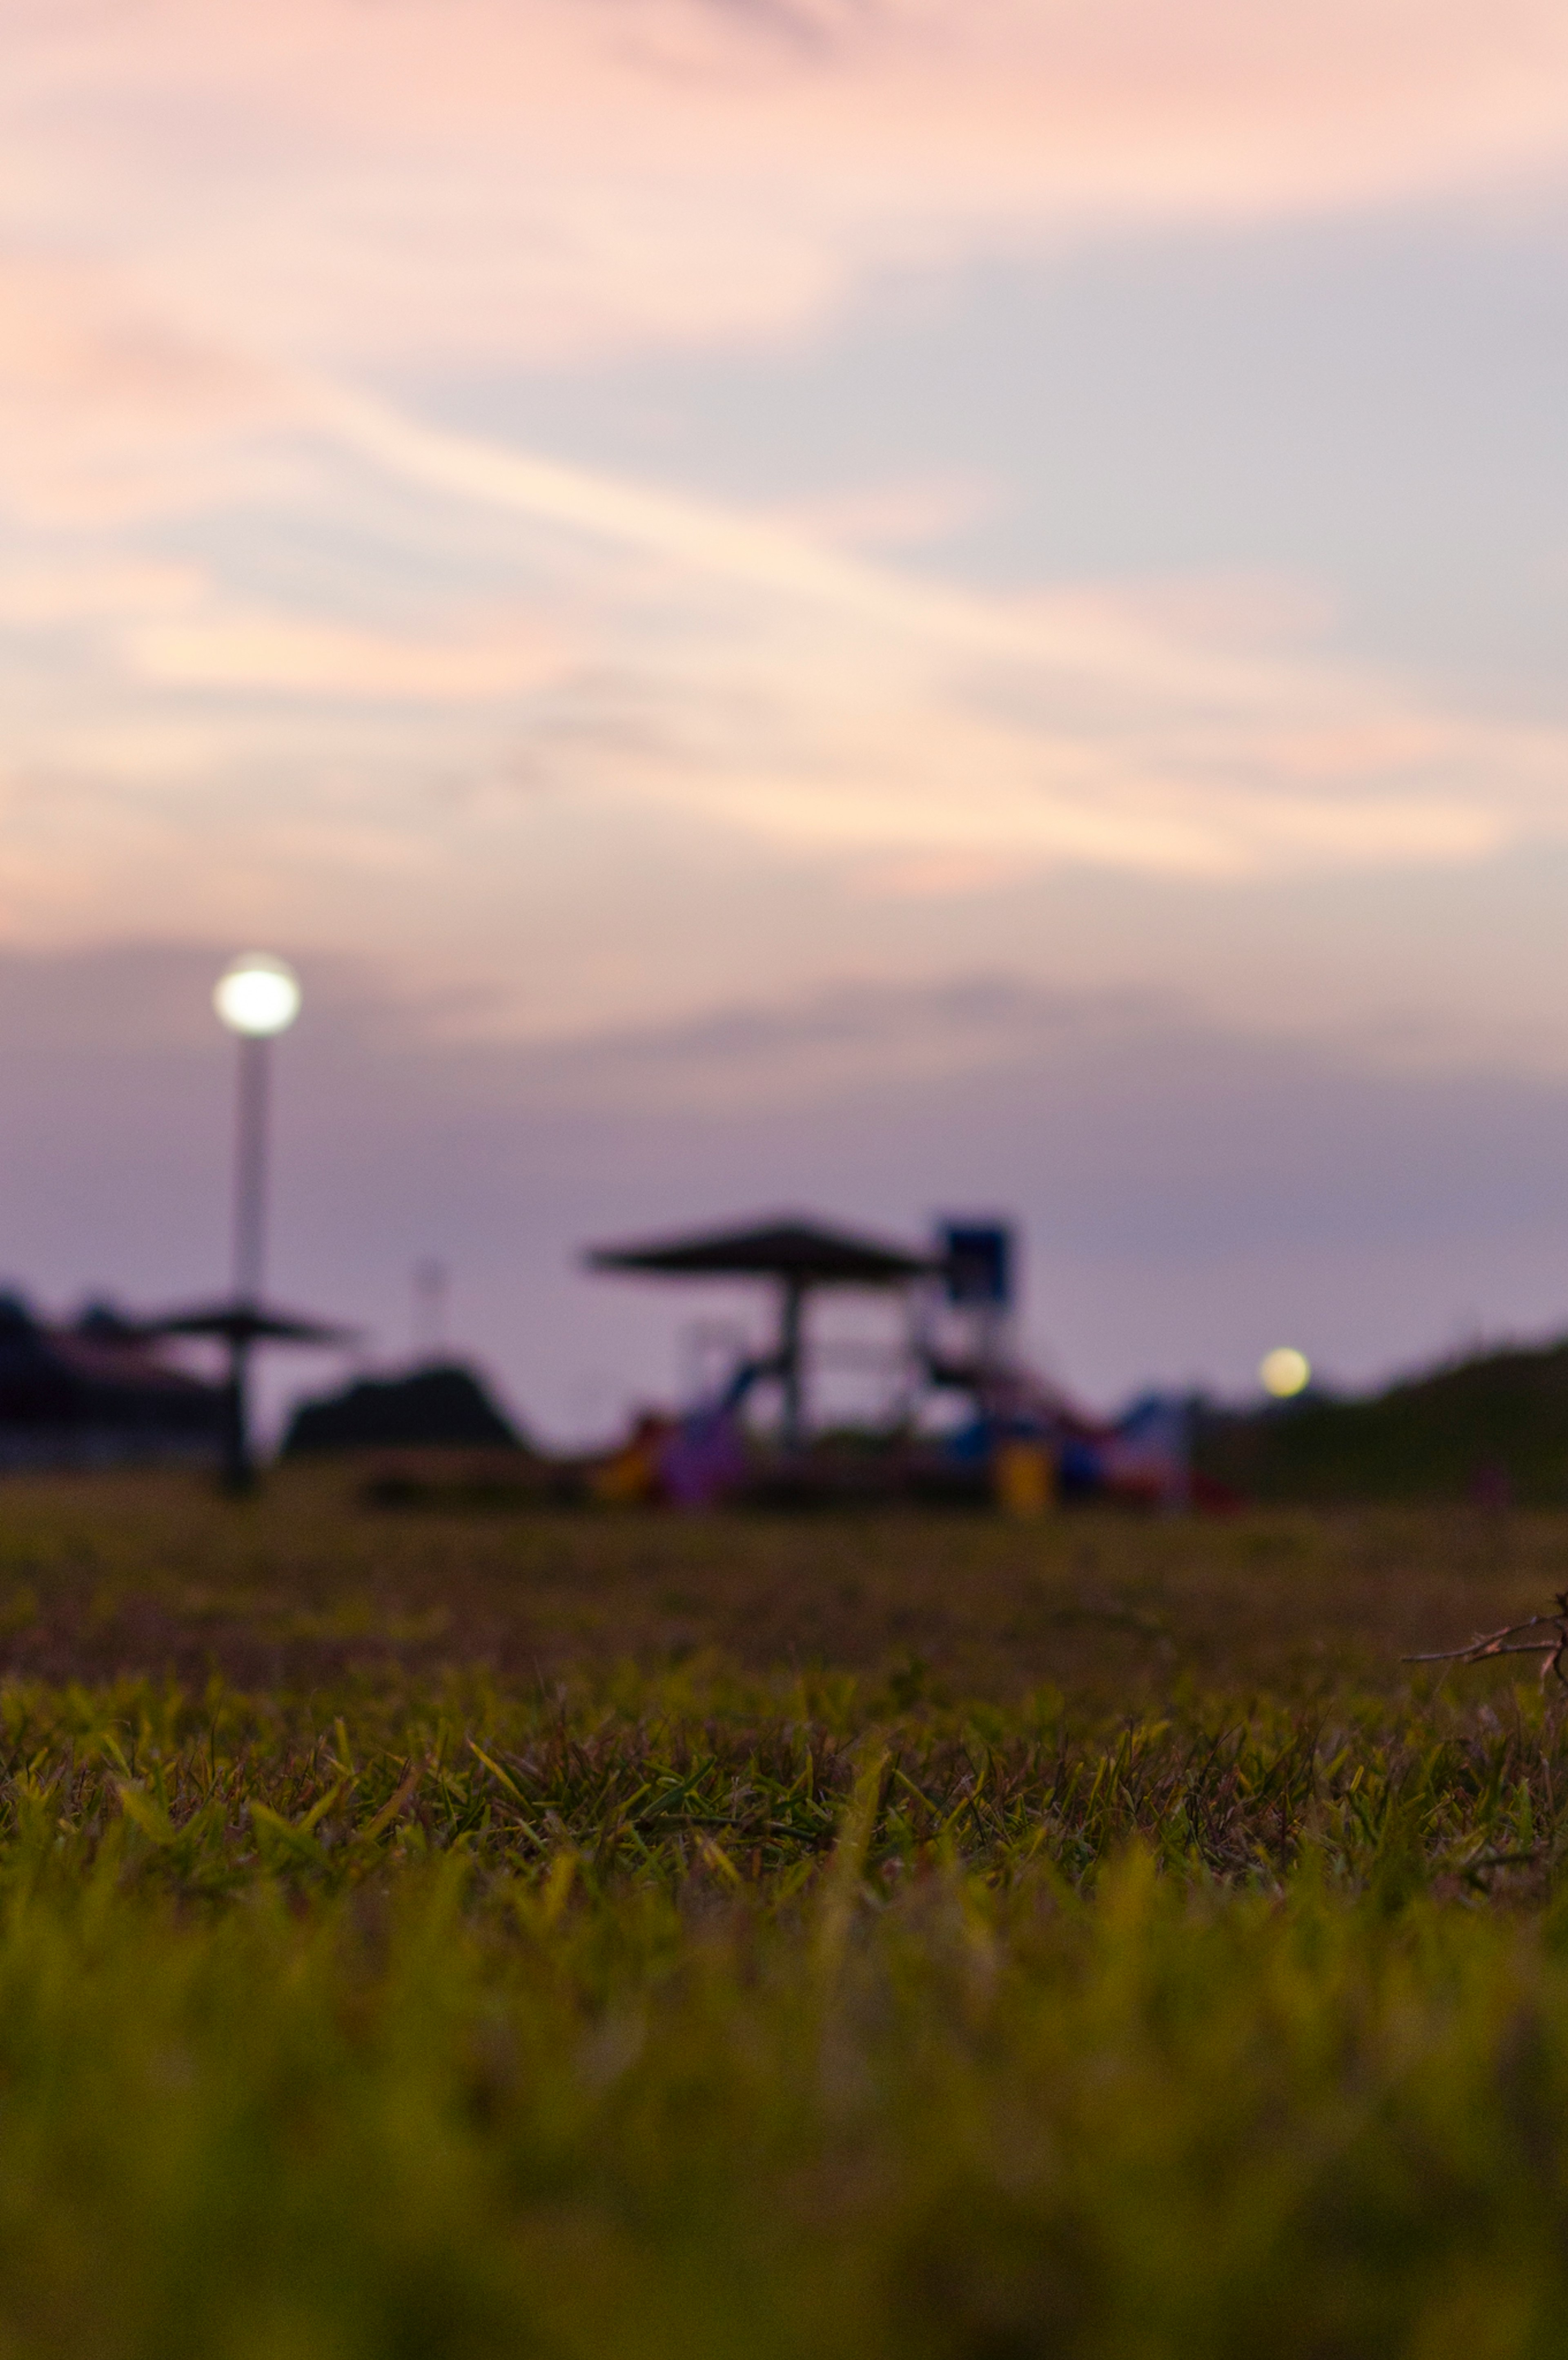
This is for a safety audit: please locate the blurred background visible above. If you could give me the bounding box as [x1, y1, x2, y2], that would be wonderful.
[7, 2, 1568, 1441]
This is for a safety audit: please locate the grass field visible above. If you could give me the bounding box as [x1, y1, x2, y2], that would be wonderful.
[2, 1472, 1568, 2357]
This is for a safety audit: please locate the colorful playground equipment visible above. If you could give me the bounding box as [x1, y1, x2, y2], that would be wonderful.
[585, 1213, 1189, 1510]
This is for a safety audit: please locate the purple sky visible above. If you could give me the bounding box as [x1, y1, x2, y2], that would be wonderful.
[7, 940, 1568, 1442]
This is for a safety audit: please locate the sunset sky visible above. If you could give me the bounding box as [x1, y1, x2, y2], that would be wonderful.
[7, 0, 1568, 1436]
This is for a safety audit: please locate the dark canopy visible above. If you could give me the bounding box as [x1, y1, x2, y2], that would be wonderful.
[143, 1298, 360, 1348]
[136, 1298, 358, 1492]
[587, 1216, 936, 1289]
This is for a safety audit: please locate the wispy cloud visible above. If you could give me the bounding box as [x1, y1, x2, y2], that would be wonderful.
[1, 361, 1563, 984]
[8, 1, 1568, 373]
[312, 386, 1562, 881]
[2, 0, 1567, 1035]
[124, 608, 571, 703]
[0, 253, 281, 523]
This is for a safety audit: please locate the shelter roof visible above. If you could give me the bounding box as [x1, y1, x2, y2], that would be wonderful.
[143, 1298, 359, 1347]
[587, 1216, 937, 1289]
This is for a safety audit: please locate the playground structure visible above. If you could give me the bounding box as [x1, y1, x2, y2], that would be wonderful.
[586, 1214, 1189, 1510]
[589, 1218, 938, 1452]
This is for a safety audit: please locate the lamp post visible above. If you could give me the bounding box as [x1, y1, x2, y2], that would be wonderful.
[145, 954, 350, 1494]
[212, 953, 301, 1488]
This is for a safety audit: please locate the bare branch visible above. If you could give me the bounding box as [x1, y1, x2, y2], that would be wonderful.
[1402, 1593, 1568, 1687]
[1404, 1641, 1559, 1663]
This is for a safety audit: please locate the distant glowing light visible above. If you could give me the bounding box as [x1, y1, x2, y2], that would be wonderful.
[1260, 1346, 1311, 1399]
[214, 953, 301, 1038]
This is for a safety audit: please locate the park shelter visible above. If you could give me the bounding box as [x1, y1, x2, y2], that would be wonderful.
[588, 1215, 939, 1446]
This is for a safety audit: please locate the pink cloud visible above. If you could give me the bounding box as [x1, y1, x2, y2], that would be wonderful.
[0, 374, 1557, 971]
[123, 609, 574, 703]
[3, 0, 1568, 1048]
[6, 1, 1568, 373]
[0, 254, 282, 522]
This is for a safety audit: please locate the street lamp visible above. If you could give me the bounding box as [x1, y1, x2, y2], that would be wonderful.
[213, 953, 301, 1308]
[211, 952, 301, 1490]
[143, 954, 352, 1495]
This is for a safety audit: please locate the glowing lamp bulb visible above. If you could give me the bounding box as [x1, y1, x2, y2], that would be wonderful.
[214, 953, 301, 1038]
[1259, 1346, 1311, 1399]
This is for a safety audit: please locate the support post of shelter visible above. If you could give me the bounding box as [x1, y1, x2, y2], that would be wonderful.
[586, 1218, 942, 1461]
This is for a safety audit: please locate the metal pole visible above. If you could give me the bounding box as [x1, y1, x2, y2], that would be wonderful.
[223, 1031, 269, 1492]
[222, 1333, 254, 1495]
[779, 1278, 804, 1452]
[413, 1258, 448, 1362]
[233, 1031, 269, 1305]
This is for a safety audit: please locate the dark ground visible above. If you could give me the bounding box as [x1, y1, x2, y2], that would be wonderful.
[0, 1464, 1552, 1706]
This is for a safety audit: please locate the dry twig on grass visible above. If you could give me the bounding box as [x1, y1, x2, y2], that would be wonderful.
[1404, 1592, 1568, 1687]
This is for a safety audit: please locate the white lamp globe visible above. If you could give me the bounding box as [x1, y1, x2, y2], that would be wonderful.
[214, 952, 301, 1039]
